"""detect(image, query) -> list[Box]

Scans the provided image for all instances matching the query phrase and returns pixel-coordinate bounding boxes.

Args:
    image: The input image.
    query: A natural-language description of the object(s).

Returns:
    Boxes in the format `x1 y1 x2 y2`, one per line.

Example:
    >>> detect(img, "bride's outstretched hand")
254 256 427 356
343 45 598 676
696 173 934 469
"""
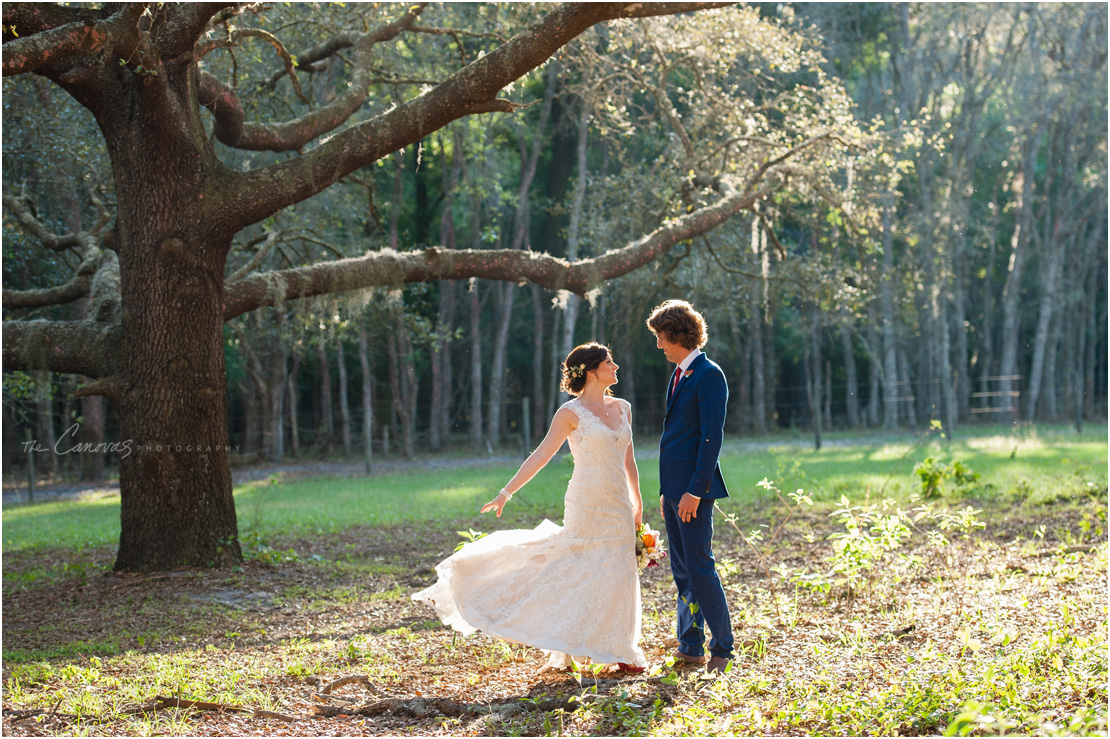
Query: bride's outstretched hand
481 492 507 518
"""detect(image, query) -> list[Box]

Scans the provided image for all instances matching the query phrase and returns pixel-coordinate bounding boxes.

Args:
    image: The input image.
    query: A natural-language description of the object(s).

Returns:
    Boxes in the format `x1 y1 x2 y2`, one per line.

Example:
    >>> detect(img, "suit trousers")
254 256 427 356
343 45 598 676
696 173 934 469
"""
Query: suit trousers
661 496 734 659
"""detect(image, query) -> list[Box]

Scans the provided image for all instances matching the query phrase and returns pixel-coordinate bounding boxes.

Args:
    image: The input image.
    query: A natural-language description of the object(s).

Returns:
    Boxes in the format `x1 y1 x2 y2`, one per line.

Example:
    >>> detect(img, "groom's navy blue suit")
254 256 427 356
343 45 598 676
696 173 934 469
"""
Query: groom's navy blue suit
659 352 734 660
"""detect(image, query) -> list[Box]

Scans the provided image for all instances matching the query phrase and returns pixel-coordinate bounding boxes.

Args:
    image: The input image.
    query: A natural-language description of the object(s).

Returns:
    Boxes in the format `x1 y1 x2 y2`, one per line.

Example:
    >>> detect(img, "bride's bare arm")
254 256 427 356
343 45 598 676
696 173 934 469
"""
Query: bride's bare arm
481 406 578 517
623 400 643 526
625 440 643 527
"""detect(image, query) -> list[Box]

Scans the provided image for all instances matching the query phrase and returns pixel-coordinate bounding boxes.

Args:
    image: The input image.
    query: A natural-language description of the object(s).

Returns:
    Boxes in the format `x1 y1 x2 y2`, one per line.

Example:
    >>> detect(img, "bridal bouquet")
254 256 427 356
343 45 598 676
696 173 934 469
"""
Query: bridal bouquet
635 523 667 570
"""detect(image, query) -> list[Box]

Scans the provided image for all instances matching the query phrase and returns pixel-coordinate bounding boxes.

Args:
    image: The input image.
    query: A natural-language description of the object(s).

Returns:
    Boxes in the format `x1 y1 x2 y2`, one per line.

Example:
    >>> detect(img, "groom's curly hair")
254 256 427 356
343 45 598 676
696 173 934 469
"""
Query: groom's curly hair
560 343 613 397
646 300 708 350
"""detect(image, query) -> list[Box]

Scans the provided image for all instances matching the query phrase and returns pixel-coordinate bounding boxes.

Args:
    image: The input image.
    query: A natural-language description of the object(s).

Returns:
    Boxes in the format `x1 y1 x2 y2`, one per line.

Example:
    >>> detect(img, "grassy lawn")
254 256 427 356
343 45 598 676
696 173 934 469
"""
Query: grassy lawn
1 424 1106 736
4 424 1106 551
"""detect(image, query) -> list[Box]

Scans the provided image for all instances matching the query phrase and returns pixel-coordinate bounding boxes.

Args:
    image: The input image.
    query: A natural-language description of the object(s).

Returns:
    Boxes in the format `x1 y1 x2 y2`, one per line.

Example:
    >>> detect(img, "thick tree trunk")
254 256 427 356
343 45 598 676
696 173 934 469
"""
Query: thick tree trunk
357 322 374 474
114 212 240 570
337 339 352 457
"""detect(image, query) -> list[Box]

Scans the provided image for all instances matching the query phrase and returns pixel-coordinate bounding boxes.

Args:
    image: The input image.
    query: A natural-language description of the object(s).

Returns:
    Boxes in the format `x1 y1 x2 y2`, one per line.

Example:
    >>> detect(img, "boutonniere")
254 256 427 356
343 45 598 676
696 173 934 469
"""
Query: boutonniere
683 369 693 379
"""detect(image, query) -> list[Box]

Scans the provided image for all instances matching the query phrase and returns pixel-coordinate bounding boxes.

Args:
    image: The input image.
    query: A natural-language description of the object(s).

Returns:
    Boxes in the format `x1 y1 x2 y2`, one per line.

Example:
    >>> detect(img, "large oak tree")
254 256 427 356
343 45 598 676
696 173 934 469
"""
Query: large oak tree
2 2 855 570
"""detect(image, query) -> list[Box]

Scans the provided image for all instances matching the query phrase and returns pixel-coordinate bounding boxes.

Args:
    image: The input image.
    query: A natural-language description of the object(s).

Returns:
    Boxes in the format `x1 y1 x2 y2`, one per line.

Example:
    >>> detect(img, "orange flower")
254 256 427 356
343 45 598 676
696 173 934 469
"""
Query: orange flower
642 533 656 548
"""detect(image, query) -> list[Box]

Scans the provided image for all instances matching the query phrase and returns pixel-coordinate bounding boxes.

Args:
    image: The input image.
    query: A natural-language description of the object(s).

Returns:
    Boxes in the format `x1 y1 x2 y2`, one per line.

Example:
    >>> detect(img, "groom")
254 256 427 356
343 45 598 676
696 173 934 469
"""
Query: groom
647 299 734 675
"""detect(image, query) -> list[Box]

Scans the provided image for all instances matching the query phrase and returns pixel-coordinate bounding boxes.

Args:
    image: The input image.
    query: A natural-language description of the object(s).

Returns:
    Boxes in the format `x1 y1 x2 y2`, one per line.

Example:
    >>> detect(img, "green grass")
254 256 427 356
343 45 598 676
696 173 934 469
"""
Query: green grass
2 424 1105 553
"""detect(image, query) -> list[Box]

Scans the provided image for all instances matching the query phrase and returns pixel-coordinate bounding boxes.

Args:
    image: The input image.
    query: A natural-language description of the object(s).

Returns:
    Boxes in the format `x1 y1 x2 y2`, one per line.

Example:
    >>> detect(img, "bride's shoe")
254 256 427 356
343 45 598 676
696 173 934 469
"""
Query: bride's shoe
613 662 646 674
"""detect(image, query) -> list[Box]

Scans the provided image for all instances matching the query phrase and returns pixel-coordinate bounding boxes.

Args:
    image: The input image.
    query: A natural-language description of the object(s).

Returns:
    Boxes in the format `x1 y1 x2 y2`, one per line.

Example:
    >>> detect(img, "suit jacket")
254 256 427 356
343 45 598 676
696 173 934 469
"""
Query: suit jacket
658 353 730 500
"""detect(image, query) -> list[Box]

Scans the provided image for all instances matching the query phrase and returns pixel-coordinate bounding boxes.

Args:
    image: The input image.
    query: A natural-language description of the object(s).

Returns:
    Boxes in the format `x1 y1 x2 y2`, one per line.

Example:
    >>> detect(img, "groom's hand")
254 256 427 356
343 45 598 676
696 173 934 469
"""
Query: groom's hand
677 493 699 523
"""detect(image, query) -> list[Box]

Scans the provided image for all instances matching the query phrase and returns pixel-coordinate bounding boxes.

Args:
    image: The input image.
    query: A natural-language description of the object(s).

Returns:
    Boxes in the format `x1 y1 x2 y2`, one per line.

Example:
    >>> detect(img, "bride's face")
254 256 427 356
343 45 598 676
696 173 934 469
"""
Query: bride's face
590 356 619 387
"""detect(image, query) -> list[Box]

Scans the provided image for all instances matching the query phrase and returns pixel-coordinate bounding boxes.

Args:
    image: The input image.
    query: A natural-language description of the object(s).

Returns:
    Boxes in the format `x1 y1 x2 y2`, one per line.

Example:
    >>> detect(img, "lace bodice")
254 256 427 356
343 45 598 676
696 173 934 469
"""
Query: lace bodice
562 397 634 529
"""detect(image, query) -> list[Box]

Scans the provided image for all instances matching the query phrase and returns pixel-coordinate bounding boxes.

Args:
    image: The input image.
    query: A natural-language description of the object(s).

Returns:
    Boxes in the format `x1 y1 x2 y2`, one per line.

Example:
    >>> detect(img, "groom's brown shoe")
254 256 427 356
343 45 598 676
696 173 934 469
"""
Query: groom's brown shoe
673 650 707 666
705 656 731 675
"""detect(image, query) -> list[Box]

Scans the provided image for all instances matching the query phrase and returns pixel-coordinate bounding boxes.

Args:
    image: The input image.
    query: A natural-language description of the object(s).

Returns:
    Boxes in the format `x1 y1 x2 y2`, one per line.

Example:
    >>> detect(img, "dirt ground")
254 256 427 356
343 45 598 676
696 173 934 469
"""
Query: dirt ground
2 489 1106 736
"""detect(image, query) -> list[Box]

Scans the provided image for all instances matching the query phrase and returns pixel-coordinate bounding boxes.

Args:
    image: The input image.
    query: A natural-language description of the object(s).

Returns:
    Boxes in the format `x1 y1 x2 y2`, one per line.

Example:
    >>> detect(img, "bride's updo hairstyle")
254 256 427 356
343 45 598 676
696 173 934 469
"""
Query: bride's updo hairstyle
561 342 612 397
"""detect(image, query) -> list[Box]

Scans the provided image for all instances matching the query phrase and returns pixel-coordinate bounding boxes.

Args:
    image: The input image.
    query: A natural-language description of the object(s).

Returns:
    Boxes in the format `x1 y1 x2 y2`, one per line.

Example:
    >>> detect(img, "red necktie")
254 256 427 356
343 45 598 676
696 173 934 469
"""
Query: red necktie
670 367 682 399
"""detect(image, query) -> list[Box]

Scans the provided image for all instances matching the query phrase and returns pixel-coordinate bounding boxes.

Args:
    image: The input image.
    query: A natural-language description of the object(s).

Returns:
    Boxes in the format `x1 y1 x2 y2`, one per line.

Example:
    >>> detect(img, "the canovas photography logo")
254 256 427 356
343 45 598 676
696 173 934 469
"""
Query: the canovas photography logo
20 423 240 460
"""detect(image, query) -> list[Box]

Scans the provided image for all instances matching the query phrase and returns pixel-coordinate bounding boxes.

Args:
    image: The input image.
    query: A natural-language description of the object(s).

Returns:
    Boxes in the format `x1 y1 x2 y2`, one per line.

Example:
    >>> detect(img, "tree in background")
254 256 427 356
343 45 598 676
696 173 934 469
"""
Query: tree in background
2 3 861 570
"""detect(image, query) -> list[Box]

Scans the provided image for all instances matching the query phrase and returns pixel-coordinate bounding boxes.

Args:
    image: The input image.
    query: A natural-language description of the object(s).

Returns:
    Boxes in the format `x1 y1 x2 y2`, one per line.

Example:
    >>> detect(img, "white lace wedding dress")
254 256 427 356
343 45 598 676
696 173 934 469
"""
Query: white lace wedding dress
412 397 646 669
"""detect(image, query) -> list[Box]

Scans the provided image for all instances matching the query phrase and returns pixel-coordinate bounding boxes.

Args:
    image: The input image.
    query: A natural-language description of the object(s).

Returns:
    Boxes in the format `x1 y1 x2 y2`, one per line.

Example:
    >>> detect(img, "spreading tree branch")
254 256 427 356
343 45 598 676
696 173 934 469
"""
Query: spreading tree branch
3 277 92 309
3 193 92 251
222 171 774 320
198 3 426 152
224 2 737 230
2 320 122 376
197 27 308 104
1 5 140 77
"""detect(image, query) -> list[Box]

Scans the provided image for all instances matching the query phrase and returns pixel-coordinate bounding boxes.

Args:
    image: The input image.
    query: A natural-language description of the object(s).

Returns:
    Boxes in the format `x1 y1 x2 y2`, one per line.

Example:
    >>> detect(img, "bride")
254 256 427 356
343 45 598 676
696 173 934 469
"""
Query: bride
412 342 647 672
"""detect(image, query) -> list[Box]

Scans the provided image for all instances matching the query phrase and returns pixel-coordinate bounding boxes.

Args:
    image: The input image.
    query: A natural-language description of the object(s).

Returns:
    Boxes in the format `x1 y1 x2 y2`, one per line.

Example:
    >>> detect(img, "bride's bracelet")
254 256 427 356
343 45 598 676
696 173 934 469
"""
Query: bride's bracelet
497 488 512 500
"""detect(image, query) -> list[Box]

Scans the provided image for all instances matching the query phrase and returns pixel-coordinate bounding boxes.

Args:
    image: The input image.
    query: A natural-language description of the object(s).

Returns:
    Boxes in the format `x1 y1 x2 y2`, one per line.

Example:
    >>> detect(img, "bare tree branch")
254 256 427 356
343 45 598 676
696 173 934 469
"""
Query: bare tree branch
198 27 308 104
226 229 280 283
410 25 508 43
2 193 93 251
3 276 92 309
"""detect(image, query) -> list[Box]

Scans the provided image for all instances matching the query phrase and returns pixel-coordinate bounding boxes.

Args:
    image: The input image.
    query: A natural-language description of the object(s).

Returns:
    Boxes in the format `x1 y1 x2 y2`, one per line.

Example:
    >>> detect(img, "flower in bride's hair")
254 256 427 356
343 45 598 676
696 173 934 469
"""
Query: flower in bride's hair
568 363 586 378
